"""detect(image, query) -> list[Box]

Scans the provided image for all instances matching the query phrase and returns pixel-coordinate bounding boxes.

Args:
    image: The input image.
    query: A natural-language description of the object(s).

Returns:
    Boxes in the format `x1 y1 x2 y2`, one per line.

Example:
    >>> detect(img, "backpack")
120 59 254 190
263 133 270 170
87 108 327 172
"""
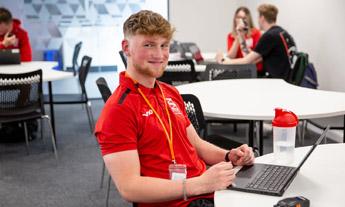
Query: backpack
300 62 318 89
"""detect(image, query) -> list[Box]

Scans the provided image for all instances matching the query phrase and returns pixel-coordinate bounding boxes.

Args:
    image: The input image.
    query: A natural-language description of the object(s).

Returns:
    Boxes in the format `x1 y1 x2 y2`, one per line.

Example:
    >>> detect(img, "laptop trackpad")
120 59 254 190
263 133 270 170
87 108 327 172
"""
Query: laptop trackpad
228 164 266 188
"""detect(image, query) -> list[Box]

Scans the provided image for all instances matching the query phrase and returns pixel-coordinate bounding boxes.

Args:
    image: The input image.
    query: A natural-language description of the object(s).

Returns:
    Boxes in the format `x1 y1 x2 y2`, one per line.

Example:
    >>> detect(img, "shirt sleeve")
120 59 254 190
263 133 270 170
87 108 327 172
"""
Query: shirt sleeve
18 30 32 62
95 101 139 156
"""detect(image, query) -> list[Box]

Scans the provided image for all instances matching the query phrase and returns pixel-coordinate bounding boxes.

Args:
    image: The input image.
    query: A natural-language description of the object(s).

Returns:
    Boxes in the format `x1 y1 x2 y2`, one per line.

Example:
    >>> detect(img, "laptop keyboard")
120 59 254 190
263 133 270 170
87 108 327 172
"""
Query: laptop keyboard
245 165 295 191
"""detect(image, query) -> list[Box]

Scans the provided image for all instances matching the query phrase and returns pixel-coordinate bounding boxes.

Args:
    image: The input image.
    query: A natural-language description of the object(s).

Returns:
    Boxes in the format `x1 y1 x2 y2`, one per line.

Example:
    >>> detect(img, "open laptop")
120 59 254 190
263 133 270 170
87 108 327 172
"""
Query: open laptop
227 125 330 196
188 44 217 65
0 49 21 65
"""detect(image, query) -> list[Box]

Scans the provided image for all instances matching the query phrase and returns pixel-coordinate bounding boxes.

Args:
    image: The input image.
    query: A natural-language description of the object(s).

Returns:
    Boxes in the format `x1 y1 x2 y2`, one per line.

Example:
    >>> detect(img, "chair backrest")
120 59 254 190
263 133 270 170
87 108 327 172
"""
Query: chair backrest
119 50 127 69
204 63 257 81
181 94 207 139
96 77 112 103
78 56 92 95
72 42 82 76
0 69 43 116
158 59 197 86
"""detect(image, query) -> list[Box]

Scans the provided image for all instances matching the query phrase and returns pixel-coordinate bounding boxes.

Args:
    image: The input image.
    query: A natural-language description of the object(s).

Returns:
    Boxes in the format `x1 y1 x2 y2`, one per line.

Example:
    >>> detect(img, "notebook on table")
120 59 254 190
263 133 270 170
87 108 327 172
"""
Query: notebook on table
0 49 21 65
227 125 330 196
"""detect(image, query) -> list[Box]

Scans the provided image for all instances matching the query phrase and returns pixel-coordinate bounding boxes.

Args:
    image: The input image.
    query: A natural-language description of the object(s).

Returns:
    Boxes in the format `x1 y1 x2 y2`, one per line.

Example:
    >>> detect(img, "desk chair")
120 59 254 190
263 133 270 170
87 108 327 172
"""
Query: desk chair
119 50 127 69
181 94 245 150
72 42 83 76
158 59 198 86
44 56 95 134
96 77 137 207
0 70 58 161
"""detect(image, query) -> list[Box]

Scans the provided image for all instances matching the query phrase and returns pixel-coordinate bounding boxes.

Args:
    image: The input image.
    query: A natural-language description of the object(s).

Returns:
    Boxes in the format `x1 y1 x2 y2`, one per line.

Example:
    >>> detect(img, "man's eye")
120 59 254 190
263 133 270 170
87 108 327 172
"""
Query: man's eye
144 44 152 47
162 44 169 48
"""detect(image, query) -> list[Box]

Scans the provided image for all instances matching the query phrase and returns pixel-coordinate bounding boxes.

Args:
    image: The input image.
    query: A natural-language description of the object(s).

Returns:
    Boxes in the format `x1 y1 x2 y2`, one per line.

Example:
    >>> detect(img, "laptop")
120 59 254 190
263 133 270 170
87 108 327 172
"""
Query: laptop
0 49 21 65
188 44 217 65
227 125 330 196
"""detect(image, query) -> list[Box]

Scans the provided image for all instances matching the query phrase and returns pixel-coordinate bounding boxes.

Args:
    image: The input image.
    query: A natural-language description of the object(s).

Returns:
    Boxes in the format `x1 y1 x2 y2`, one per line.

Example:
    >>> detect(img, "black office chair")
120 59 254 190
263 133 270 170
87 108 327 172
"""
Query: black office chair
0 70 58 161
72 42 82 76
44 56 95 134
158 59 198 86
119 50 127 69
181 94 245 150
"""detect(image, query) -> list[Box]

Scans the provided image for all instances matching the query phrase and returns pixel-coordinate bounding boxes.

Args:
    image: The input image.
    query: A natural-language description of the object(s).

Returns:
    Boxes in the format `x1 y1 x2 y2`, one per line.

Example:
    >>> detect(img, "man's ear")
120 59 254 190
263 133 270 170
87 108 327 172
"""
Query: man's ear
122 39 131 57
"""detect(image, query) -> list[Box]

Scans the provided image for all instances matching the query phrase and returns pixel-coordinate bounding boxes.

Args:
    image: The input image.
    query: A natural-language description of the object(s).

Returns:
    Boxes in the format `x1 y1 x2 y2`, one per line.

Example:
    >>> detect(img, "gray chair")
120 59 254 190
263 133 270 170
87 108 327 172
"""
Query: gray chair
72 42 82 76
119 50 127 69
158 59 198 86
44 56 95 133
203 63 257 144
0 69 58 161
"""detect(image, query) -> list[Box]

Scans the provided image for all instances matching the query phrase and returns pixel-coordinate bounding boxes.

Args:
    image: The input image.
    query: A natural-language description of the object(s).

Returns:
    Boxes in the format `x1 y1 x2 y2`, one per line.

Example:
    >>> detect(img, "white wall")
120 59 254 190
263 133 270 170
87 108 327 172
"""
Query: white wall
170 0 345 92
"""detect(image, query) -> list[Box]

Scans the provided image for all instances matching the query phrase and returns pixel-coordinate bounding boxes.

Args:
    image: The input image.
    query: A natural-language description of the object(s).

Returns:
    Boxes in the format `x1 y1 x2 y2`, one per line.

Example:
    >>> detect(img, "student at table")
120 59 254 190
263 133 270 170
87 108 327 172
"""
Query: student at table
94 10 255 207
0 7 32 61
227 6 263 76
216 4 297 81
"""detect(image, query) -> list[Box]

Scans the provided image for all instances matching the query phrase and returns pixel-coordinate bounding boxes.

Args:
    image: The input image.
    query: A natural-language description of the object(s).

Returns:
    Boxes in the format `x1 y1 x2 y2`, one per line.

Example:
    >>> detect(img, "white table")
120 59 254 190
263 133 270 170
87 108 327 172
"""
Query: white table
176 79 345 153
0 61 74 136
215 143 345 207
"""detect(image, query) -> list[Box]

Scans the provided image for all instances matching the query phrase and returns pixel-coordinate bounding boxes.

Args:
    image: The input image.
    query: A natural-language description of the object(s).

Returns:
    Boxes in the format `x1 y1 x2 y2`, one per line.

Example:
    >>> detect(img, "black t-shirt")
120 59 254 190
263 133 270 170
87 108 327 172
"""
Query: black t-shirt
254 26 296 81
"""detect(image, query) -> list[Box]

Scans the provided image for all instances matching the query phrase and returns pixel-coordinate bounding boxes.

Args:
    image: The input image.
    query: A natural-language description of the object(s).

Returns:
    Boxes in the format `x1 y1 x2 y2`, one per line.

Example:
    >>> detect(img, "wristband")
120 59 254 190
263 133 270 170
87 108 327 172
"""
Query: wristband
221 58 225 63
225 151 230 162
183 179 188 201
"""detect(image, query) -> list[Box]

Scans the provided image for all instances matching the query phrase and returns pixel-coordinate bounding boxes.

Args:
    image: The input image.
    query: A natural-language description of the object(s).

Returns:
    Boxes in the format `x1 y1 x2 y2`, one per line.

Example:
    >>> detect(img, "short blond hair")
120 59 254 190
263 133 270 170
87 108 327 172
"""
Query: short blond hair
257 4 278 24
123 10 175 40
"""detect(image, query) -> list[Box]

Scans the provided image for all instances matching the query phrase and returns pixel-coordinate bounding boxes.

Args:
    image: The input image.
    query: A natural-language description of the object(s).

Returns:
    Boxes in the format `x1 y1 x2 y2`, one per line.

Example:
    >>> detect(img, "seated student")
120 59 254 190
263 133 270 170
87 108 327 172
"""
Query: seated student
227 6 263 75
216 4 297 81
0 7 32 61
95 10 255 207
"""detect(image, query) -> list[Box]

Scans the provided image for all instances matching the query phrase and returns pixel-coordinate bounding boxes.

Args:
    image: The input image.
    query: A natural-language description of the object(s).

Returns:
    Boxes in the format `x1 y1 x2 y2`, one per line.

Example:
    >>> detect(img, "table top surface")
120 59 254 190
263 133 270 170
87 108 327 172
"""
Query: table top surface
0 61 73 82
215 143 345 207
176 78 345 120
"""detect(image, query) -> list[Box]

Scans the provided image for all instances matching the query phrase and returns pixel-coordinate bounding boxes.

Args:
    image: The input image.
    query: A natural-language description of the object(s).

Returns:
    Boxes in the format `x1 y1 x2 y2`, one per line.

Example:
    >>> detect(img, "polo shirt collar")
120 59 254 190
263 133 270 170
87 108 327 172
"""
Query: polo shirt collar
119 71 159 95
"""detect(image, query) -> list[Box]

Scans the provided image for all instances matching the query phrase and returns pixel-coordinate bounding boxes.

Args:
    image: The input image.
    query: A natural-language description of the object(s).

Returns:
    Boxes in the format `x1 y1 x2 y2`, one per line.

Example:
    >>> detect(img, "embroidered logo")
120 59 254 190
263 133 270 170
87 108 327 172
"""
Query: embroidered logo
142 109 153 117
166 98 182 114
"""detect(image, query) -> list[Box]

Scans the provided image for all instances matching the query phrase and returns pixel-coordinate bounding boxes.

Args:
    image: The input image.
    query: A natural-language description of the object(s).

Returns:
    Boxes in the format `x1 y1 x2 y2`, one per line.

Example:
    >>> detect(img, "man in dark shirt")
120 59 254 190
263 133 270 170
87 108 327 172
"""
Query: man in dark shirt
216 4 297 81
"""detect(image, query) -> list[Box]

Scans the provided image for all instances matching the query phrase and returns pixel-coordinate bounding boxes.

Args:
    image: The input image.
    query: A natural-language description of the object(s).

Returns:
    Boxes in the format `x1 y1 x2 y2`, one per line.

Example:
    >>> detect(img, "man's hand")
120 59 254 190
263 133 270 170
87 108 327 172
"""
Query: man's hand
2 31 16 47
215 49 225 64
199 161 235 192
229 144 255 166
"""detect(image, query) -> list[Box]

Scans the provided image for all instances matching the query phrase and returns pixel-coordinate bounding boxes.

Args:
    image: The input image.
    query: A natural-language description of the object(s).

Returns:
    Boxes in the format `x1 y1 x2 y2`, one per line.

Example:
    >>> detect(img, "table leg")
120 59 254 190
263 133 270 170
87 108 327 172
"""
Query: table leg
48 81 56 140
259 121 263 155
343 115 345 143
249 121 254 148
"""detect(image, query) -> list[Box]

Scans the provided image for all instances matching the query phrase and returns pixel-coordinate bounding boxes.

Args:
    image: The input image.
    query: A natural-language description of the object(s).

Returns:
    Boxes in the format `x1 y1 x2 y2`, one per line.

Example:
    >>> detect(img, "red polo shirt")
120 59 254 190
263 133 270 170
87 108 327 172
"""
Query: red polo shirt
95 71 213 207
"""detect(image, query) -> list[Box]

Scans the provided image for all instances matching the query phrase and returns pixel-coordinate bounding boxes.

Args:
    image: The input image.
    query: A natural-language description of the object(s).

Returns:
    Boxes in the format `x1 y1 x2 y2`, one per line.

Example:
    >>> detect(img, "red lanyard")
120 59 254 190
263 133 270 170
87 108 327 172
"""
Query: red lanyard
125 73 176 164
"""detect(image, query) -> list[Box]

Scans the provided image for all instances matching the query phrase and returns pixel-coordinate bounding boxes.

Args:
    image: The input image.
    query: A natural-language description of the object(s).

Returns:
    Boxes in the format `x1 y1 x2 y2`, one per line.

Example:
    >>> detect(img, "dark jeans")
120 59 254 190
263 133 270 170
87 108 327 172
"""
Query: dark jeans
187 198 214 207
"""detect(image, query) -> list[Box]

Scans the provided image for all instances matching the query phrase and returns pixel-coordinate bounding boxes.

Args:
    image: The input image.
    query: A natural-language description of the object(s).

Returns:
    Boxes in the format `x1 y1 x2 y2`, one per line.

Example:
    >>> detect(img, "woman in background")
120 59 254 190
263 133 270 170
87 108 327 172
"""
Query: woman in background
227 7 263 74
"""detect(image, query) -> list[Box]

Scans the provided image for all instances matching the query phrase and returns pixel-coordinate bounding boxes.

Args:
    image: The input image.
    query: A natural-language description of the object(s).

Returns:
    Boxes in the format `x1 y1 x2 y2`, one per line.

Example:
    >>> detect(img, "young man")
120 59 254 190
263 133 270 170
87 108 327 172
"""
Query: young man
95 10 255 207
216 4 297 81
0 7 32 61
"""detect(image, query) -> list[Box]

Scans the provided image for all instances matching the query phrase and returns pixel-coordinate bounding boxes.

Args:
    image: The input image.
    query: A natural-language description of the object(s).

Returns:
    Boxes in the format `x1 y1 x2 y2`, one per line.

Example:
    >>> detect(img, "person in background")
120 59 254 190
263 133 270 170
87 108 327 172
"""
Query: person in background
216 4 297 81
95 10 255 207
227 6 263 76
0 7 32 61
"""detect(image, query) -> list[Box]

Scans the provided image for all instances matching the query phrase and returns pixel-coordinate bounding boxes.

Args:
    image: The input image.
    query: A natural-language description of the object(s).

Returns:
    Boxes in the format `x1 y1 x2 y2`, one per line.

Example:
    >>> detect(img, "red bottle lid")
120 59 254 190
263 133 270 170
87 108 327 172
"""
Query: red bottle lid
272 108 299 127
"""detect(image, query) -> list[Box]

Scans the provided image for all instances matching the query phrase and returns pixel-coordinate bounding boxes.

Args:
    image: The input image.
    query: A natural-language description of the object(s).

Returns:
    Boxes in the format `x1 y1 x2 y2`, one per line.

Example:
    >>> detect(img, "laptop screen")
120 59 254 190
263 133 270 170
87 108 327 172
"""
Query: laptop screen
0 49 21 65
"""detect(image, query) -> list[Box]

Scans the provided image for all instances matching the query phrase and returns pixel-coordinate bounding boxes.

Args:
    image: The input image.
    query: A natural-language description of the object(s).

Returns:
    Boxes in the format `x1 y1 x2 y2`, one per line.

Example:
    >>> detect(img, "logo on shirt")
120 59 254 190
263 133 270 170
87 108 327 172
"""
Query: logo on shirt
166 98 182 115
142 110 153 117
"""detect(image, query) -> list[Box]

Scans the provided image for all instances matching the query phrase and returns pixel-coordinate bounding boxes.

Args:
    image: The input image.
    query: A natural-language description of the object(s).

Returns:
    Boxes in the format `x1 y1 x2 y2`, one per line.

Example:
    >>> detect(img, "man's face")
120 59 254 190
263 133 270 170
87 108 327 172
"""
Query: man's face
124 34 170 78
0 22 11 36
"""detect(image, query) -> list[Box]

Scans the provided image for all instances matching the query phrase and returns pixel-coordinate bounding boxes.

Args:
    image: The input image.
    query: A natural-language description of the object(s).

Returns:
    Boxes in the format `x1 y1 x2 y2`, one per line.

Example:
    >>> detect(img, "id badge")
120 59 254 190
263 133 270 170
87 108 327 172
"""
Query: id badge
169 164 187 180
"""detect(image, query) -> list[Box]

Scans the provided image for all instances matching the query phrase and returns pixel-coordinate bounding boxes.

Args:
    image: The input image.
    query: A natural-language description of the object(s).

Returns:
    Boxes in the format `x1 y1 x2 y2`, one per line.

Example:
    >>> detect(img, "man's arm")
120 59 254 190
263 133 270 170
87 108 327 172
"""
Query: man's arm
186 125 255 166
104 148 235 203
216 50 262 65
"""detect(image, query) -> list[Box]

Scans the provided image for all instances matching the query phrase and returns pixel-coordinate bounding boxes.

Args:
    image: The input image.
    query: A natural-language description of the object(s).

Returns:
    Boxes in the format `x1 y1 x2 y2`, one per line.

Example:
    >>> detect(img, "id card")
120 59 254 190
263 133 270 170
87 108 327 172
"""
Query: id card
169 164 187 180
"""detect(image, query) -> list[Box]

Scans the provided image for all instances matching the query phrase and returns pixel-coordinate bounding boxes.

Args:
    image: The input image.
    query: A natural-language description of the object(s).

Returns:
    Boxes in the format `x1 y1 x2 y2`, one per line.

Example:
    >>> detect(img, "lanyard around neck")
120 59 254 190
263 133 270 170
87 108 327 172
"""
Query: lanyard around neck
125 73 176 164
